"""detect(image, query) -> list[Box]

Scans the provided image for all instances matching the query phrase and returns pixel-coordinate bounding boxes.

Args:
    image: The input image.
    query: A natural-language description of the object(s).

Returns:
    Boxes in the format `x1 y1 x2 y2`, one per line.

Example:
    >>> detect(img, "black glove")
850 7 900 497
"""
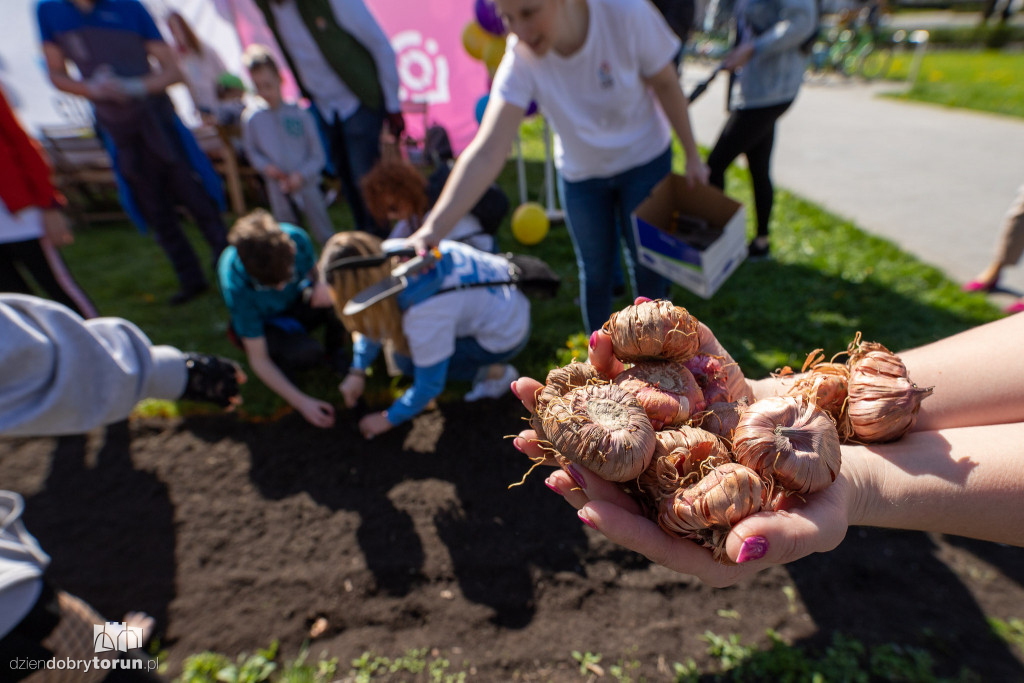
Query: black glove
181 353 241 407
386 111 406 139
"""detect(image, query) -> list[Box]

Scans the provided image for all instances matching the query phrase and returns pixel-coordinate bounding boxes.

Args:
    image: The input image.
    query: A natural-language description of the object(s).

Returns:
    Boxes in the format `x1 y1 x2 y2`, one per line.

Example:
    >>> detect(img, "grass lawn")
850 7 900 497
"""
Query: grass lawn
54 118 1003 421
885 49 1024 119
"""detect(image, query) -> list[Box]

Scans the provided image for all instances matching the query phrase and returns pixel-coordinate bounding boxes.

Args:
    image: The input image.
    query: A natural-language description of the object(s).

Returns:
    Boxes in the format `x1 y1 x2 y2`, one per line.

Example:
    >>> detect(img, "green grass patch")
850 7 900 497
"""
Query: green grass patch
884 49 1024 118
54 121 1002 422
174 629 985 682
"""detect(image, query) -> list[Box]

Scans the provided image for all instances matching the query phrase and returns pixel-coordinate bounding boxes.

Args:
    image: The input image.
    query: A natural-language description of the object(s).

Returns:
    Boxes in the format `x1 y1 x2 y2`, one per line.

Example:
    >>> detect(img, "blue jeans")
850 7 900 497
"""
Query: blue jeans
330 105 385 232
558 147 672 332
392 329 530 383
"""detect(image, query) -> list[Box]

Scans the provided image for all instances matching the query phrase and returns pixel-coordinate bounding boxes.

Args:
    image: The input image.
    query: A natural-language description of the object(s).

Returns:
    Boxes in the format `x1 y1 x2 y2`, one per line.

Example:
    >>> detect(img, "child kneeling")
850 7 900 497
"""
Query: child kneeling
320 232 529 438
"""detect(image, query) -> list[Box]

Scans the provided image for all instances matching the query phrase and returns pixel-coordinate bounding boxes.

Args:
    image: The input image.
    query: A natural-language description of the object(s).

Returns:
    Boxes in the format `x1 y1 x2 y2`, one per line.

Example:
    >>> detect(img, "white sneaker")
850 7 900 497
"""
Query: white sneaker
465 365 518 402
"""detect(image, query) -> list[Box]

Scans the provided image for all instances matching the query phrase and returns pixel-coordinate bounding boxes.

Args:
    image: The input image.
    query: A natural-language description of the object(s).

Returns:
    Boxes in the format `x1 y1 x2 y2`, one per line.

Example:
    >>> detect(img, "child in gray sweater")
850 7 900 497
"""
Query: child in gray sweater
241 45 335 245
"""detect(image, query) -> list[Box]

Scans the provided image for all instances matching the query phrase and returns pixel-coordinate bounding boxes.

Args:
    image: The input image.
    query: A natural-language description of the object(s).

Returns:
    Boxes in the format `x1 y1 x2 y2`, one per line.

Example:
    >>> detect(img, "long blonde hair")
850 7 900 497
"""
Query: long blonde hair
319 232 409 356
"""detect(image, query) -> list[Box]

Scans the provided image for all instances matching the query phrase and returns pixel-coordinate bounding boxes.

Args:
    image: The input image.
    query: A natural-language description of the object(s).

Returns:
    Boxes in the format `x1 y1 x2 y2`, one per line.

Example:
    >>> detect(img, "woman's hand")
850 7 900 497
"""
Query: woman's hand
512 373 856 585
589 297 753 401
408 220 443 256
359 411 394 439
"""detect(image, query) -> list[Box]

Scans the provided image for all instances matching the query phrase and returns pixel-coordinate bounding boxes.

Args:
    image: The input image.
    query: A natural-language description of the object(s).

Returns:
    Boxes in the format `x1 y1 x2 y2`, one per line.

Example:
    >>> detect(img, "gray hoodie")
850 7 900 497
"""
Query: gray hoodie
0 294 187 437
730 0 816 109
0 491 50 639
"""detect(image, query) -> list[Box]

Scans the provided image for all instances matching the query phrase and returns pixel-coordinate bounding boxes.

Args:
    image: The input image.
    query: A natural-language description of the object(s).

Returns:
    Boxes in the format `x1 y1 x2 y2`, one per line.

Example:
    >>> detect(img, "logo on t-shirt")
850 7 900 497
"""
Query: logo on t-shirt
598 61 614 89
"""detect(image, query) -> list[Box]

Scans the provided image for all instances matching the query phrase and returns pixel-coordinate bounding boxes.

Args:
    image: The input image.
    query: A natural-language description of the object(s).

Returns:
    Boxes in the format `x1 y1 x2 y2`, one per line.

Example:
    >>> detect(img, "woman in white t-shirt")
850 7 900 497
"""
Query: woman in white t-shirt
319 231 530 439
411 0 708 332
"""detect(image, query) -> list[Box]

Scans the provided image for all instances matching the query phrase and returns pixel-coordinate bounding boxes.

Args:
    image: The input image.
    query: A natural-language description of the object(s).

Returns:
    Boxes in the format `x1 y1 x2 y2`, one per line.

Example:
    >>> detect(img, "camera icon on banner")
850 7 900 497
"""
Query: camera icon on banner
93 622 145 653
392 30 450 105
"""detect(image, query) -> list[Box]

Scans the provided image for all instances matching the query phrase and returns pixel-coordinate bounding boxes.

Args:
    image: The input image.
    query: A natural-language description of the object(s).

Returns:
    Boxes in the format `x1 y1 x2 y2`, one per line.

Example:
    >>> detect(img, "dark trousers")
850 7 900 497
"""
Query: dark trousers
232 296 346 374
707 101 793 238
327 106 385 234
0 238 97 318
107 99 228 290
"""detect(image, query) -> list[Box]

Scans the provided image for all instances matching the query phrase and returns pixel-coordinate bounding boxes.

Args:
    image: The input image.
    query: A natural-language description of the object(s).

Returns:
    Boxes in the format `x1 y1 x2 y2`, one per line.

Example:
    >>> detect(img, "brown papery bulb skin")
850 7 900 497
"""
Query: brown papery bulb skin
540 383 656 482
614 361 706 430
658 462 767 538
784 363 852 441
732 396 842 495
847 350 934 442
602 299 701 363
536 361 605 415
696 400 748 440
638 426 731 506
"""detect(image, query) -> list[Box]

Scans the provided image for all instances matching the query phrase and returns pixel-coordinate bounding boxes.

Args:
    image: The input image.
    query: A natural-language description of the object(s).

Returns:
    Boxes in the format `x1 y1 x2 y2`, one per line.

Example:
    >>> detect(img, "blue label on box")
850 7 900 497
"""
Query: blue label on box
635 218 702 267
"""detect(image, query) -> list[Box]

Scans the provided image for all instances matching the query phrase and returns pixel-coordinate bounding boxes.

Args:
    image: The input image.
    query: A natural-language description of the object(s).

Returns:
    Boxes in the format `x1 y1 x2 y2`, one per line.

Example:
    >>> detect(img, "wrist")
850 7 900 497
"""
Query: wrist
348 367 367 378
837 443 877 529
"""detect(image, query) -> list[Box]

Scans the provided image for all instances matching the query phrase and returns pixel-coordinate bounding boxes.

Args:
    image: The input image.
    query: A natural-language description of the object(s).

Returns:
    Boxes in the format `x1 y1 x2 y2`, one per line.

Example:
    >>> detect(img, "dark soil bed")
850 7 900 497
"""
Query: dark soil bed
2 396 1023 681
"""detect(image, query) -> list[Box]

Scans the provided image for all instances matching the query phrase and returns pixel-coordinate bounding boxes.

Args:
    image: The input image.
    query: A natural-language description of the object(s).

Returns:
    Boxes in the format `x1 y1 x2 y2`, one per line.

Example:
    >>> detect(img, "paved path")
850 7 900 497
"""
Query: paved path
682 61 1024 305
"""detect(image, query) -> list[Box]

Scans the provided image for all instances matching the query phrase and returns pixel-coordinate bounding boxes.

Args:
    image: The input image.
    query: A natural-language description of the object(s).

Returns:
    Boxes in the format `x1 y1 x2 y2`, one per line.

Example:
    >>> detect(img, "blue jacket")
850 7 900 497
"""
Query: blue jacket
730 0 816 109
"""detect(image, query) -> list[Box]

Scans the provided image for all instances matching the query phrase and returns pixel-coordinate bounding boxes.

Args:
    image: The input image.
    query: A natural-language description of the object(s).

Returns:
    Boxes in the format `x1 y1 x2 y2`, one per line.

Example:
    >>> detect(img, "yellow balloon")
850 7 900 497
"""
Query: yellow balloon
462 21 487 61
511 202 549 246
482 35 506 73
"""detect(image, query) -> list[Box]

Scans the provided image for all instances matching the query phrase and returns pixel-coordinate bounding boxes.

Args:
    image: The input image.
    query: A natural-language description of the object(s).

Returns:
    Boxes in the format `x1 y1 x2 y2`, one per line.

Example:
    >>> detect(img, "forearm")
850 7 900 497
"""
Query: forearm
650 66 700 161
425 138 510 239
846 422 1024 546
901 315 1024 432
248 353 311 409
386 360 446 424
47 70 93 99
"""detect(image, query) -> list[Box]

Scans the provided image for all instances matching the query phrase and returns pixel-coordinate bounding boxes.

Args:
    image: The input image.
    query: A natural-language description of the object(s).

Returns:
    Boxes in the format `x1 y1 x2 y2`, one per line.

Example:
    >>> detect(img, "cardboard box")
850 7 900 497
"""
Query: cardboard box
631 174 747 299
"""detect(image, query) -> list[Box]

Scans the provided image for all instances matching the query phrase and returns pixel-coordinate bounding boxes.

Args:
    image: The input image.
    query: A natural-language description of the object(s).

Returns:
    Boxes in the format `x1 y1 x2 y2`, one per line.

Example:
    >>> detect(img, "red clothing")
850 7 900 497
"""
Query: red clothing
0 88 63 214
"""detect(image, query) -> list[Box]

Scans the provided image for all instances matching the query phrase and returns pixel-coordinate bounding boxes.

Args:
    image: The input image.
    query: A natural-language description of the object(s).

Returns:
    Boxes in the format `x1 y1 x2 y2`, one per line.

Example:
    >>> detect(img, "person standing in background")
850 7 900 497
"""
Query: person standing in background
651 0 697 70
36 0 229 306
410 0 709 334
253 0 405 235
241 45 336 246
706 0 816 261
962 182 1024 315
0 84 97 318
166 11 231 126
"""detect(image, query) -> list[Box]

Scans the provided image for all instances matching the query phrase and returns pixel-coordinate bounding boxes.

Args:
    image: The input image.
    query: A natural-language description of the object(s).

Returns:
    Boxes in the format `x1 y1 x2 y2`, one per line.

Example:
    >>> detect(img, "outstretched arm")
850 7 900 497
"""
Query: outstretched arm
512 313 1024 586
409 98 524 251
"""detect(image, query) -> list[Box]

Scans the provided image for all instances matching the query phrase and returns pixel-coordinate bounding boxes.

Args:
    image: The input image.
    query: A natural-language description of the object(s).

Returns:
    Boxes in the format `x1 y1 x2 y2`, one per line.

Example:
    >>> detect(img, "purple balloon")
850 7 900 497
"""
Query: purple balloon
475 0 505 36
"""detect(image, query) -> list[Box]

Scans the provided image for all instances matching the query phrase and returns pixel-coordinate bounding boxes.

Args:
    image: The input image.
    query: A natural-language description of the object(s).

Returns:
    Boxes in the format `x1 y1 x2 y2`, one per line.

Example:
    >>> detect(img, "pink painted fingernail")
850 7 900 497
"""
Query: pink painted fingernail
510 381 520 400
736 536 768 563
512 437 524 453
589 331 598 349
634 296 652 305
544 477 562 495
566 464 586 490
578 509 597 529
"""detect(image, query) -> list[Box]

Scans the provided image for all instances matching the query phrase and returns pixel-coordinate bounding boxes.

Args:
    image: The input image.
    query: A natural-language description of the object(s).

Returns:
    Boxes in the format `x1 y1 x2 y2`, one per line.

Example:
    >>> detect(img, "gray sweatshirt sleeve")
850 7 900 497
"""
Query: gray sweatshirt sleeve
0 294 187 437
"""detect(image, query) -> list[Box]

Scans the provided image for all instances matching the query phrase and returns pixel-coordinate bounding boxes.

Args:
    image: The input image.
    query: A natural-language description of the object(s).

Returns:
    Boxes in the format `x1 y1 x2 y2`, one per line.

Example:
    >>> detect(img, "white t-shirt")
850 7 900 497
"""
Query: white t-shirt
493 0 680 182
400 241 531 368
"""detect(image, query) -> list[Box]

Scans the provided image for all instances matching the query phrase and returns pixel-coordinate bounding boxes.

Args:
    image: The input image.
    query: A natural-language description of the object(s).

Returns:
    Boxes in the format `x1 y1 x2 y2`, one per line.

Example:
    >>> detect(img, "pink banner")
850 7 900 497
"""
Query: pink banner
224 0 490 155
367 0 491 155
